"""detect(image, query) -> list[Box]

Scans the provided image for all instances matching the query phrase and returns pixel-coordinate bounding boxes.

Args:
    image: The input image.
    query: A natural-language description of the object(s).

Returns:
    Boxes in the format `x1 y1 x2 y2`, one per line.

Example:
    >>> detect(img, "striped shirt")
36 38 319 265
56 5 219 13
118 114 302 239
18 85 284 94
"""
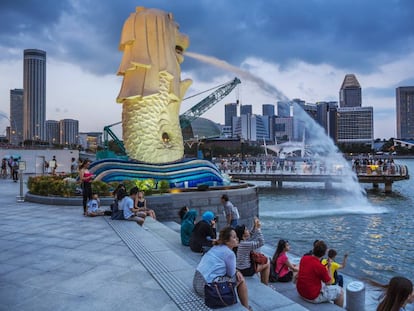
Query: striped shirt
236 228 265 270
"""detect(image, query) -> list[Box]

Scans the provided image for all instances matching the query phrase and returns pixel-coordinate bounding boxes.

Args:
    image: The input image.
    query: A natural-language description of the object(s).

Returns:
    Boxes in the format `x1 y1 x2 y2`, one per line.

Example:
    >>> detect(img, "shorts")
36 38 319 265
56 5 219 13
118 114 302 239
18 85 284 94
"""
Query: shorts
278 270 293 282
239 263 256 277
305 283 342 304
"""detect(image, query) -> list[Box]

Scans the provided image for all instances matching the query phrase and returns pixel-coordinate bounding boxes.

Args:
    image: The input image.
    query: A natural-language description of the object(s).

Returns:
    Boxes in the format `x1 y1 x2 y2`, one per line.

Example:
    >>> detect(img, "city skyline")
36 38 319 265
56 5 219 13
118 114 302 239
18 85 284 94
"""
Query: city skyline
1 0 414 139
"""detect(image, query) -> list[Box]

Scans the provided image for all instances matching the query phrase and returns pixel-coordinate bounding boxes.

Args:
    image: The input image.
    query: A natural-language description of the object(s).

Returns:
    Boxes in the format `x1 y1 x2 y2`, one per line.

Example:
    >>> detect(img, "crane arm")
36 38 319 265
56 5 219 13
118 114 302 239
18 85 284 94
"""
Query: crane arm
180 77 240 129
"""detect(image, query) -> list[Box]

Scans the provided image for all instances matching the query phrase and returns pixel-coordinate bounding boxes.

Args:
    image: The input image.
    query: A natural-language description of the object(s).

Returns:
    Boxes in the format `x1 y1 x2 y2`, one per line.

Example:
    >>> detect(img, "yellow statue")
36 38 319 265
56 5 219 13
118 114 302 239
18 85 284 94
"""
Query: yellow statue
116 7 192 163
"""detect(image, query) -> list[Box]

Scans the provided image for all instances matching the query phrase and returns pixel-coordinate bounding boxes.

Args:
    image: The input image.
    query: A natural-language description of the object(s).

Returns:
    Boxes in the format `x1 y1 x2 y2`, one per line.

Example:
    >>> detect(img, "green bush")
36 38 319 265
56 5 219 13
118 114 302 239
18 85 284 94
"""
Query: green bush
27 176 171 197
158 180 170 193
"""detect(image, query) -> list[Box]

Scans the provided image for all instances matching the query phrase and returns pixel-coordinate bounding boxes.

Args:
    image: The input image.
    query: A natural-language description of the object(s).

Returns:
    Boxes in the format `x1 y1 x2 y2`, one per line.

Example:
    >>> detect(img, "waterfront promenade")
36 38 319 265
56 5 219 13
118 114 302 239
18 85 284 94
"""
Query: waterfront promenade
227 163 409 192
1 176 412 311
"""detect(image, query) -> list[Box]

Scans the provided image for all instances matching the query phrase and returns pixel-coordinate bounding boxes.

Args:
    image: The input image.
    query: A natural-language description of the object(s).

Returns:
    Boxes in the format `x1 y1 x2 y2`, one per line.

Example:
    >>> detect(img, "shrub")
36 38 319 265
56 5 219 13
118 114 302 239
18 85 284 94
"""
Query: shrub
158 180 170 193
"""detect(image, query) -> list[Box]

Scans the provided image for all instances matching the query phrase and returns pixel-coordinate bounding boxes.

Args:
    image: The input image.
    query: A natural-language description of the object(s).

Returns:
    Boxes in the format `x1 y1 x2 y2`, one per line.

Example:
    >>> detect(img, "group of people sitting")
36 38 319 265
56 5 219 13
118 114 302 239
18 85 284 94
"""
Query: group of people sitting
179 208 413 310
85 184 156 225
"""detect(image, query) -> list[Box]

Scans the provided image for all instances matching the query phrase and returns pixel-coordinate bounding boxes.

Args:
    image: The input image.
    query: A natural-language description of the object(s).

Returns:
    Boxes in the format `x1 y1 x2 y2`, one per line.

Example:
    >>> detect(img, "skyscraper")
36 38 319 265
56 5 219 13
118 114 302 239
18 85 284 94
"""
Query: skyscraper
262 104 275 116
337 107 373 144
45 120 60 145
240 104 252 116
59 119 79 146
262 104 275 142
10 88 24 145
339 74 361 108
23 49 46 142
224 103 238 127
396 86 414 139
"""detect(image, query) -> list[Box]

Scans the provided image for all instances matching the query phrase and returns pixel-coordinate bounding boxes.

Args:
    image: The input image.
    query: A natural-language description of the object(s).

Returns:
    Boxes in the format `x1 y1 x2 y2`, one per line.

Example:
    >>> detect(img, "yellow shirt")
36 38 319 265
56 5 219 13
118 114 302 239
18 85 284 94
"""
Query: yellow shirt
321 259 341 284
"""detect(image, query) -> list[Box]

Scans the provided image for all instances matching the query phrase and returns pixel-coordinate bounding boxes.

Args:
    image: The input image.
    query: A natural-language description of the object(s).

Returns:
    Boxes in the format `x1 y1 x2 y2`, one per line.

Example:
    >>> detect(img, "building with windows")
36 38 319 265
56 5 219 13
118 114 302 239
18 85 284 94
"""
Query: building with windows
59 119 79 146
224 103 238 128
262 104 275 142
79 132 103 152
9 88 24 145
23 49 46 142
262 104 275 116
232 114 268 142
240 104 252 116
316 101 338 142
45 120 60 145
274 117 294 141
339 74 361 108
396 86 414 139
337 107 373 144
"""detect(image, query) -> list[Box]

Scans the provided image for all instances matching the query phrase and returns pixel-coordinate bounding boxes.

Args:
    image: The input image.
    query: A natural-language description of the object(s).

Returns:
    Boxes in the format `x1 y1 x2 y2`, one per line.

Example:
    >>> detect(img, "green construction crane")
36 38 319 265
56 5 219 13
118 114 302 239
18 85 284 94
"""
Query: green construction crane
179 77 241 129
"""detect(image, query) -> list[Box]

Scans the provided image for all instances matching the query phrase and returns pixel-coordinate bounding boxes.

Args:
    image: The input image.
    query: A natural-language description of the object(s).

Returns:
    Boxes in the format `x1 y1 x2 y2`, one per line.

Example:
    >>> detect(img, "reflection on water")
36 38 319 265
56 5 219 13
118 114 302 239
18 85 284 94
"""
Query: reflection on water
259 159 414 283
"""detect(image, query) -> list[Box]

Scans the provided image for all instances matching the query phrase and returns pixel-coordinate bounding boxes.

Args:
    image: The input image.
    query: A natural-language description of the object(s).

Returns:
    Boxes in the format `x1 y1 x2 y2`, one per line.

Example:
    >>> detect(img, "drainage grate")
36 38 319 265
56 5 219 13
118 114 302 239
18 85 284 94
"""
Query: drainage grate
106 218 210 310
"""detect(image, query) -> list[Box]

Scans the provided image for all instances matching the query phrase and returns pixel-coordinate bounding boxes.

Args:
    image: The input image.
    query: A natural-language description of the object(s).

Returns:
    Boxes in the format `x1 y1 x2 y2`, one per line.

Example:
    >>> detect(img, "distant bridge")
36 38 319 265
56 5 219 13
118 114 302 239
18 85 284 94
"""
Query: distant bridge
228 164 409 193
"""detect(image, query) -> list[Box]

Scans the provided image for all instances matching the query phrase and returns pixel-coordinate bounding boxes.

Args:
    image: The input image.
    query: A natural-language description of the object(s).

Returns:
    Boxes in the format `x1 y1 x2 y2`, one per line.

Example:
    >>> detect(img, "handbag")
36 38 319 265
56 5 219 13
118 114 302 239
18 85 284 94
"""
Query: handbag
204 278 237 309
269 258 284 282
250 251 268 265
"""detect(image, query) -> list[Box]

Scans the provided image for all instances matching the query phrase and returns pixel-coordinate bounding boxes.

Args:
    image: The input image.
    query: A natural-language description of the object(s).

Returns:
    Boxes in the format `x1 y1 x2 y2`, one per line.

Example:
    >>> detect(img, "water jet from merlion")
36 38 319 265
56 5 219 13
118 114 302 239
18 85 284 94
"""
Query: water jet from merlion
186 51 372 209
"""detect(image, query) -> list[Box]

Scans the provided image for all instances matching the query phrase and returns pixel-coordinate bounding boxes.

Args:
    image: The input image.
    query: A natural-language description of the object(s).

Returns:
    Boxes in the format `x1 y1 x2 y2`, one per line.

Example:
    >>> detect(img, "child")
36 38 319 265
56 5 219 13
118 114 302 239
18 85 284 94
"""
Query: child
135 191 156 219
321 249 348 287
87 193 106 217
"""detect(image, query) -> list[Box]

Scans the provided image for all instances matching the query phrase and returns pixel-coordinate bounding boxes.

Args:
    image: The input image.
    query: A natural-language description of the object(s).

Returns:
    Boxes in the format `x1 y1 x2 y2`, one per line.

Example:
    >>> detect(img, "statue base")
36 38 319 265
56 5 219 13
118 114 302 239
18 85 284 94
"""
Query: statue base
89 158 230 188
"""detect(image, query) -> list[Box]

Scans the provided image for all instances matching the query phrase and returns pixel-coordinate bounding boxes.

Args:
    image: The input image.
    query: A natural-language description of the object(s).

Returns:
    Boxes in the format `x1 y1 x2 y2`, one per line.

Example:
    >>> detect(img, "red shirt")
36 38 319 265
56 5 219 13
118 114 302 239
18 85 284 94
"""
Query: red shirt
296 255 331 300
276 252 290 278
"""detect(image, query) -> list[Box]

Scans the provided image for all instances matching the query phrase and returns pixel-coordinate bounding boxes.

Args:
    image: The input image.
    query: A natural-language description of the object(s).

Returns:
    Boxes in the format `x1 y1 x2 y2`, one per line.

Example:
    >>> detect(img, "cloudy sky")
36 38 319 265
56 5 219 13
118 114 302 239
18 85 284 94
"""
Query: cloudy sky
1 0 414 139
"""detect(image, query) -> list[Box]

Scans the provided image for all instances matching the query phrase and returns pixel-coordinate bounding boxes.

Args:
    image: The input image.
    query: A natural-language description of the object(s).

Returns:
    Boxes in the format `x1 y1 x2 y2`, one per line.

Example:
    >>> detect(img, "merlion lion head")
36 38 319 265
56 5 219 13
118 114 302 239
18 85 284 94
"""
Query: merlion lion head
116 7 192 164
116 6 191 101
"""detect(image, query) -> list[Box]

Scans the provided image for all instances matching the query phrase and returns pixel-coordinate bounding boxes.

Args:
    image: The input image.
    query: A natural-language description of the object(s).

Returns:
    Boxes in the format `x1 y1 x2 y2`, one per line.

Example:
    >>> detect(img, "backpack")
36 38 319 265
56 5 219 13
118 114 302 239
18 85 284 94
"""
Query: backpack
111 200 124 220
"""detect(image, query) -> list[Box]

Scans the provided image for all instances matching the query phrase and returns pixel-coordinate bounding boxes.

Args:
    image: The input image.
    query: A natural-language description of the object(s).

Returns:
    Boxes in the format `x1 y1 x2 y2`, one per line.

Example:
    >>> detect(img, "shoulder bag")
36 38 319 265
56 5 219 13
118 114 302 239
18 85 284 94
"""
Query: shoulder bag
204 277 237 309
269 258 285 282
250 251 268 266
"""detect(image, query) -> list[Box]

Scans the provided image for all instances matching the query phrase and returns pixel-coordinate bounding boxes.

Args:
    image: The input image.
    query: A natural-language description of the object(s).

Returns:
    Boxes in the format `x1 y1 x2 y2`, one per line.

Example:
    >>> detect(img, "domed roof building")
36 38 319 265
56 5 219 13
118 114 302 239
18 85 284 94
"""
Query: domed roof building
182 117 221 140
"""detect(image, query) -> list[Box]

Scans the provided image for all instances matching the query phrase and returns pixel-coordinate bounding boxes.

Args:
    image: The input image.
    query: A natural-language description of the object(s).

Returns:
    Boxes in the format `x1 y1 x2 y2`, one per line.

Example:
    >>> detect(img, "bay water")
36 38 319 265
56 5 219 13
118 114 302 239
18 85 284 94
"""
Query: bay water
258 158 414 284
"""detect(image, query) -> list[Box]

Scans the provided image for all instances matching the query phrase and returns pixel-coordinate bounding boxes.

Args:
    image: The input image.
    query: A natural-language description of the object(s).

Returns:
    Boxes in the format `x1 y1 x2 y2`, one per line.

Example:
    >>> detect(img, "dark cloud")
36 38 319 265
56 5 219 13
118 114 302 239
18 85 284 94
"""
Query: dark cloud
1 0 414 78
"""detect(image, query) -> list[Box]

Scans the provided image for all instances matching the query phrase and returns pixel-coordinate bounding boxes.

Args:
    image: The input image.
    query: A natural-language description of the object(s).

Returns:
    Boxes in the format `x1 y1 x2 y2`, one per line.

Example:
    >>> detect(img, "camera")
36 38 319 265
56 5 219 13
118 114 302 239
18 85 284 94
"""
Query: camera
214 216 219 222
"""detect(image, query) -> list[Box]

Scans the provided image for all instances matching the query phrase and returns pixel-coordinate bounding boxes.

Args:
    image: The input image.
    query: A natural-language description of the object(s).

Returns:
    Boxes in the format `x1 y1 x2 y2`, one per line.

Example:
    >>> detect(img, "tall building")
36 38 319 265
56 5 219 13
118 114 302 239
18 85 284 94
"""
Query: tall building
277 101 292 117
262 104 275 142
274 117 294 141
224 103 238 127
316 101 338 142
240 104 252 116
396 86 414 139
23 49 46 142
232 114 267 142
337 107 373 144
9 88 24 145
59 119 79 146
45 120 60 145
262 104 275 116
339 74 361 108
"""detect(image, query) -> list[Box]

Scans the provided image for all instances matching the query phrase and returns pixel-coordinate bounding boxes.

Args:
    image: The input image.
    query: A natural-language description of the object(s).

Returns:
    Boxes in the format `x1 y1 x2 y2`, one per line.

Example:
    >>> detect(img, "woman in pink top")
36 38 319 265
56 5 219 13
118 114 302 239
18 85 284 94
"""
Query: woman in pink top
271 239 299 282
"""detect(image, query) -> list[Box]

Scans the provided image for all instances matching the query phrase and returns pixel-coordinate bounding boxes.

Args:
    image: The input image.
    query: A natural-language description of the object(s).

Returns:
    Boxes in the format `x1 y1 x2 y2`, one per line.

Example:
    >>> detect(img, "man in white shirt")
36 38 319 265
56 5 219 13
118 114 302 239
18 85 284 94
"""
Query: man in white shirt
221 194 240 228
122 187 146 225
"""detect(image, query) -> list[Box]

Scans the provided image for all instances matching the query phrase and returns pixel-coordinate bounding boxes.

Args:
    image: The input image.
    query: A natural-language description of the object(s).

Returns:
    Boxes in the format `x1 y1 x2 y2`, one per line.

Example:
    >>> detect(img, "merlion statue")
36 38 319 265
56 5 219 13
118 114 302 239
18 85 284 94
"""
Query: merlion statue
116 7 192 163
